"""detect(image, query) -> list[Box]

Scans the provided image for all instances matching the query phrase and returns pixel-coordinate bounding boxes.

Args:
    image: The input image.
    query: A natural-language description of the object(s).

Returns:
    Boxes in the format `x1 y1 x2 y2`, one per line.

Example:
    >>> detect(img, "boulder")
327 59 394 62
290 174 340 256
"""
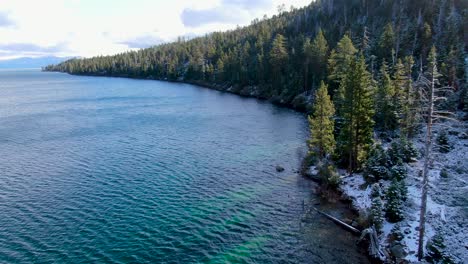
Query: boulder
390 244 407 259
275 165 285 172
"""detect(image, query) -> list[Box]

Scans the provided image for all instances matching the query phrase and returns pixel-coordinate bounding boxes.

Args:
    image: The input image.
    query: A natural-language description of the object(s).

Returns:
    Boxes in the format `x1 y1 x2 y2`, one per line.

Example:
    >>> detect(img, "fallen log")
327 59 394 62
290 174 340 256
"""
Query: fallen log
312 207 361 235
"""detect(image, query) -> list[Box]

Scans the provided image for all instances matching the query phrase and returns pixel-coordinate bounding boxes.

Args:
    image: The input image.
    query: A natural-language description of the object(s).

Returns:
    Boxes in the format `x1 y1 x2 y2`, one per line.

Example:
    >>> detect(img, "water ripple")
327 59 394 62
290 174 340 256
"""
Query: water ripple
0 70 369 263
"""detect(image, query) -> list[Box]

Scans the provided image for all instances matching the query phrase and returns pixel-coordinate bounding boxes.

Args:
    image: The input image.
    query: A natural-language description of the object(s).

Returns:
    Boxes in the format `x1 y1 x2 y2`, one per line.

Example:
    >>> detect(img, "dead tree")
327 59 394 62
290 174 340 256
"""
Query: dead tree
416 46 455 260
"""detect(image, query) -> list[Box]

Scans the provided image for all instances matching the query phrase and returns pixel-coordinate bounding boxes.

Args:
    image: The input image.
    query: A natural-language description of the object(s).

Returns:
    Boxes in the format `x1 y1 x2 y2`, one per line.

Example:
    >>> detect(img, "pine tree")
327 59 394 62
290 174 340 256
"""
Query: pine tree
392 59 405 113
216 57 225 81
308 81 335 160
370 195 384 232
364 144 391 182
303 38 314 92
385 179 404 222
436 130 451 153
269 34 288 90
377 23 395 63
328 35 357 99
337 55 375 172
311 29 329 85
400 56 418 138
375 60 398 132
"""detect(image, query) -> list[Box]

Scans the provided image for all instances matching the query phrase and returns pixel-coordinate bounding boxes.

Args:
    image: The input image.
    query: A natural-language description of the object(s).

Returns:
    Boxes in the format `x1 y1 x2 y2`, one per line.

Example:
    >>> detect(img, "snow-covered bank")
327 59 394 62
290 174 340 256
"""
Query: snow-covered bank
337 117 467 263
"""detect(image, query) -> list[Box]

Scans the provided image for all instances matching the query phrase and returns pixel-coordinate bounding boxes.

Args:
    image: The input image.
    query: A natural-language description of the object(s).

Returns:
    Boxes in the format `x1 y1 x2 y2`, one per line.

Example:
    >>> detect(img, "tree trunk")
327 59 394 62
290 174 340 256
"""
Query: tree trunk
417 63 435 260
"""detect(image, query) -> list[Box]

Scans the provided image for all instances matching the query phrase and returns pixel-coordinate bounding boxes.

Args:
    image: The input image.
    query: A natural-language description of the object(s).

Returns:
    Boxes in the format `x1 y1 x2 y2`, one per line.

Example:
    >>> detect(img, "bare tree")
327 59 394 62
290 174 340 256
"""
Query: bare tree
416 46 455 260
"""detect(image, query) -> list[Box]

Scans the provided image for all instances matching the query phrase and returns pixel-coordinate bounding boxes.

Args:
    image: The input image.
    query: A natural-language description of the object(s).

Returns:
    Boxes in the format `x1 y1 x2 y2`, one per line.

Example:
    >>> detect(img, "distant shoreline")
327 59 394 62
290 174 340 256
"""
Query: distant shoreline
42 70 313 114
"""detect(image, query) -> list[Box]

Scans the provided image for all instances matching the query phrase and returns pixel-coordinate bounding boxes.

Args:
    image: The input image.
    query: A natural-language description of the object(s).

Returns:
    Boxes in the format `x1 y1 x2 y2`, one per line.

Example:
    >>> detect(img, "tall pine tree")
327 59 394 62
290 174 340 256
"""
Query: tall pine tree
337 54 375 172
377 23 395 64
269 34 288 90
311 29 329 86
328 35 357 99
393 56 418 138
308 81 335 160
375 60 398 132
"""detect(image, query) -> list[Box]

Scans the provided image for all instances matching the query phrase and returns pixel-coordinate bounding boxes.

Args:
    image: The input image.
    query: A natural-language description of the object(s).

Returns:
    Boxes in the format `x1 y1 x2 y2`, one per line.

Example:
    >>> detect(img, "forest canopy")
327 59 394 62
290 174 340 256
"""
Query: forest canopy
44 0 466 112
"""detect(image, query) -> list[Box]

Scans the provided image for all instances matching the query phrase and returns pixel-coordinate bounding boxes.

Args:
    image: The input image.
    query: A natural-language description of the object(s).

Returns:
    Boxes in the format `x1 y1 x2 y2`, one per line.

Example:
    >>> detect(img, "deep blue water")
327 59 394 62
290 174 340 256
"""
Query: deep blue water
0 69 368 263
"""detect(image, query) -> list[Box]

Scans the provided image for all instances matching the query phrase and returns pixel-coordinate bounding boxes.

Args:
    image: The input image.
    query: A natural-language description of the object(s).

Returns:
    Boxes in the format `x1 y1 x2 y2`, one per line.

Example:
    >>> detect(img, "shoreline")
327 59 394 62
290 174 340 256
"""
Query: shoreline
42 70 314 113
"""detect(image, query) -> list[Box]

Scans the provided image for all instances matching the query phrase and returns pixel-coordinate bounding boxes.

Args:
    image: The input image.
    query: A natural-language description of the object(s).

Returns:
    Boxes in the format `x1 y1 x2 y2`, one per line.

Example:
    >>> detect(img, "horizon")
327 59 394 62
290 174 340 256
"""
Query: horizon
0 0 311 61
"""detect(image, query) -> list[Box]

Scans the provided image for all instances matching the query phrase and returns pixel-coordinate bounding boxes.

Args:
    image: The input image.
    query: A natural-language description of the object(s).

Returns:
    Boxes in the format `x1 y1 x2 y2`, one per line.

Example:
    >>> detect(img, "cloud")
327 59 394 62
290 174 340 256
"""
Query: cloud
117 35 166 49
0 42 69 59
181 8 242 28
0 11 15 27
223 0 271 9
181 0 272 27
0 42 66 53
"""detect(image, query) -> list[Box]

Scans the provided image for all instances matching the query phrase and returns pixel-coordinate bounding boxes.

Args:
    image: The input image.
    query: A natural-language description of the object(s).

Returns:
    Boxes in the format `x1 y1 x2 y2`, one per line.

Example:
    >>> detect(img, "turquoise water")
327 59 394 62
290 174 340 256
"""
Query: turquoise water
0 70 368 263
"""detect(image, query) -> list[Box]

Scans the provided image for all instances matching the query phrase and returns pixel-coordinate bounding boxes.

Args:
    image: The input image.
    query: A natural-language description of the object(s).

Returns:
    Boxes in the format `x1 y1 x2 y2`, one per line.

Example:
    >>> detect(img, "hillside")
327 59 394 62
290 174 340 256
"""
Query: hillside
44 0 467 112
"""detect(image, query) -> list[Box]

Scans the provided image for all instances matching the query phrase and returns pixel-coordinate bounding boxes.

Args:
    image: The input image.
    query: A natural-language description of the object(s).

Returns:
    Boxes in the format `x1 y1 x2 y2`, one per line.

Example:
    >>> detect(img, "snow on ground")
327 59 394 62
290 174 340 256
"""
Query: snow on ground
340 171 371 211
406 117 468 263
338 116 467 263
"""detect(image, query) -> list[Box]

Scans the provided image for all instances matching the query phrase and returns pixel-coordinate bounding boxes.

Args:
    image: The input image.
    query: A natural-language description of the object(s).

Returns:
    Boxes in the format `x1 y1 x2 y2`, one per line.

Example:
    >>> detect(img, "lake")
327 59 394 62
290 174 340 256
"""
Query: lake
0 69 368 263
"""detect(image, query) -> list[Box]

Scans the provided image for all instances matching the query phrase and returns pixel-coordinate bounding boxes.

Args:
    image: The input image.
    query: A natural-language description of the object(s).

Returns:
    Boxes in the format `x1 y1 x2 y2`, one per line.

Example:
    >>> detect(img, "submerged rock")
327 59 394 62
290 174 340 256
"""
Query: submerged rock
275 165 285 172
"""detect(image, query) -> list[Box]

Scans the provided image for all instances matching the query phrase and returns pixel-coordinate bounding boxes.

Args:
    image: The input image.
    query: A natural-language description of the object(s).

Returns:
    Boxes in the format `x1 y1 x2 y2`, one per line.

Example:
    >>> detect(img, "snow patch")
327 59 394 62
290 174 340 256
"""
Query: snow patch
336 117 467 263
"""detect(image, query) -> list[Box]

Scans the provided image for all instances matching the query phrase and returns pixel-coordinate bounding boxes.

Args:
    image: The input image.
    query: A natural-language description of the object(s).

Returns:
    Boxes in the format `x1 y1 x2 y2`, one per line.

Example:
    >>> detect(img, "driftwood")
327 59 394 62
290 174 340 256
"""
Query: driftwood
312 207 360 235
312 207 386 260
358 225 385 260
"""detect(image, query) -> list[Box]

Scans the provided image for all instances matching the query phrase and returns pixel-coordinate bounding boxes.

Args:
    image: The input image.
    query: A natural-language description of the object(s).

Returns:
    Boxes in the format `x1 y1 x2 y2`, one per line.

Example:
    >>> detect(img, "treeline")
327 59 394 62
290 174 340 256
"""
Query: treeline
44 0 466 111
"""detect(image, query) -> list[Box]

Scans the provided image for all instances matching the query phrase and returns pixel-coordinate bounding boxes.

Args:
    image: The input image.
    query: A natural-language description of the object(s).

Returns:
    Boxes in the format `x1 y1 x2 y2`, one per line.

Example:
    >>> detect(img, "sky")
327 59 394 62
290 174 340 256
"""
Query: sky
0 0 311 60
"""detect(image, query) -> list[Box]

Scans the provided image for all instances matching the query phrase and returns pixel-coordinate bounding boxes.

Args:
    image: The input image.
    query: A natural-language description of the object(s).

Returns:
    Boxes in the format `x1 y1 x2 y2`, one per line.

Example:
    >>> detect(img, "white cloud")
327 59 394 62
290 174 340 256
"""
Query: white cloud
0 0 311 60
0 11 15 27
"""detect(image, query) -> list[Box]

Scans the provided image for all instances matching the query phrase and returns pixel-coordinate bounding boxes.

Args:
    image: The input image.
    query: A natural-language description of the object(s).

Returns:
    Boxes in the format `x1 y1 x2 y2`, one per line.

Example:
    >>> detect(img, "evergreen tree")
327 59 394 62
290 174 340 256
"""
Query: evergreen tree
364 144 391 182
375 61 398 132
328 35 357 99
436 130 451 153
303 38 314 92
216 57 225 81
337 55 375 172
400 56 418 138
269 34 288 89
377 23 395 63
308 81 335 160
392 59 406 129
385 179 405 222
310 29 329 85
370 196 384 232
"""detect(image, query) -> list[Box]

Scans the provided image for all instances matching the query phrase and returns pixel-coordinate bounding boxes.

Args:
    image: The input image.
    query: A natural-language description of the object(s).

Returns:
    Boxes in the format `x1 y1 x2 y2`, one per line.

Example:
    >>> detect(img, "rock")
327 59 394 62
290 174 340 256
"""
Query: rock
275 165 285 172
390 244 407 259
307 166 319 177
404 228 411 235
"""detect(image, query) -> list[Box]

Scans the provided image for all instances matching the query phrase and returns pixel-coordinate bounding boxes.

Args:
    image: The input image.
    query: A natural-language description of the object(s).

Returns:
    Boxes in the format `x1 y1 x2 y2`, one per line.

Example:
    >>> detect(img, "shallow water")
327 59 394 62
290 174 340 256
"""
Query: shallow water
0 69 369 263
